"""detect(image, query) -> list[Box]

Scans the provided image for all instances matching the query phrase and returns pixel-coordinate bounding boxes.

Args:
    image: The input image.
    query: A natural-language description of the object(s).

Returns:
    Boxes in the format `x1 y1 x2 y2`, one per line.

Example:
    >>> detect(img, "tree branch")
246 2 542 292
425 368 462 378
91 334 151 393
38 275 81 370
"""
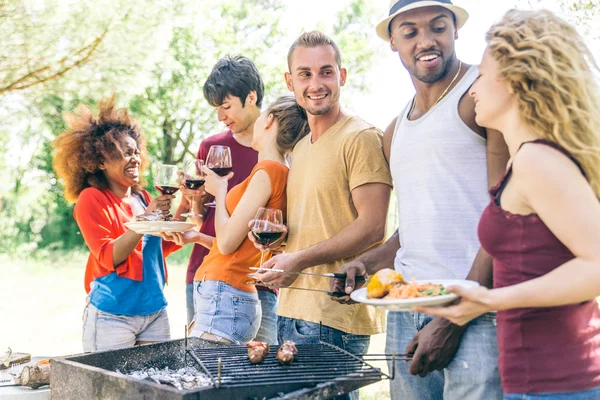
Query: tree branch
0 25 110 95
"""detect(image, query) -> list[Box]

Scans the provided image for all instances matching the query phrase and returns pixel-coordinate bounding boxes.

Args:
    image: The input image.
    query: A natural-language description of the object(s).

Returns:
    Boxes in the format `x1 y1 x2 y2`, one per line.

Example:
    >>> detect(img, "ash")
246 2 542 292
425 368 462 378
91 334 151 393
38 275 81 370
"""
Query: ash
118 366 212 390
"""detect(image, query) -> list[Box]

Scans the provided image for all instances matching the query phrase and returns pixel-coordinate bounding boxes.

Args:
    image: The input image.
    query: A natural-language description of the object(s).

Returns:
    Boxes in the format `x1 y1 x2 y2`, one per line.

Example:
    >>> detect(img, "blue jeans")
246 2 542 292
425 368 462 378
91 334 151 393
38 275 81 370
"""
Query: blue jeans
191 280 261 344
186 283 194 324
386 311 502 400
504 387 600 400
278 316 370 400
254 290 278 345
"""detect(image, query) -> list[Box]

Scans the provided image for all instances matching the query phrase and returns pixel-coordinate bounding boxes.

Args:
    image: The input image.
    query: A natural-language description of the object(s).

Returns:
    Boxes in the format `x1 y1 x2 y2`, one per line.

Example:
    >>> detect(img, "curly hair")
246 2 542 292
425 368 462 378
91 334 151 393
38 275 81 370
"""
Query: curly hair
486 9 600 196
266 95 310 154
52 95 148 203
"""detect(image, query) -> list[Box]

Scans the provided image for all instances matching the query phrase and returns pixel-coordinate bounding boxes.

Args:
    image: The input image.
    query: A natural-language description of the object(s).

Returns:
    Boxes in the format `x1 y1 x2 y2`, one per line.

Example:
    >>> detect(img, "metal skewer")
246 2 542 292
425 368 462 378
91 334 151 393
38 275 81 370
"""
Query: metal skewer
249 267 367 281
245 280 349 297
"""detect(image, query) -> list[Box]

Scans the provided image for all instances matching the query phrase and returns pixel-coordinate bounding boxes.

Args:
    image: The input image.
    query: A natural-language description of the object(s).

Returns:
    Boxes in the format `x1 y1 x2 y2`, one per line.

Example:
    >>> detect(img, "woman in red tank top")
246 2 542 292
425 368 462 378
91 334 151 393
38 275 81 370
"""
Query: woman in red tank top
416 9 600 398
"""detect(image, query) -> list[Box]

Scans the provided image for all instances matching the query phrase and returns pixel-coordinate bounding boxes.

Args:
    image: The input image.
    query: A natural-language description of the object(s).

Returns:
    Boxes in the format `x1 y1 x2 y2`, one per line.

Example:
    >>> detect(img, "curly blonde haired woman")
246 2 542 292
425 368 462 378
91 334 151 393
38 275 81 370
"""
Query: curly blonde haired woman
416 9 600 399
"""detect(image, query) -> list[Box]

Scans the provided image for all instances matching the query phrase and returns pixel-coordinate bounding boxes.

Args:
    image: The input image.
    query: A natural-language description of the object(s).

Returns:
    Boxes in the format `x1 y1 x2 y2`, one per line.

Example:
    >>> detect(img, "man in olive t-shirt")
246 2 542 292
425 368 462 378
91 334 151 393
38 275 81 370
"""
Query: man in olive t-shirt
255 32 392 399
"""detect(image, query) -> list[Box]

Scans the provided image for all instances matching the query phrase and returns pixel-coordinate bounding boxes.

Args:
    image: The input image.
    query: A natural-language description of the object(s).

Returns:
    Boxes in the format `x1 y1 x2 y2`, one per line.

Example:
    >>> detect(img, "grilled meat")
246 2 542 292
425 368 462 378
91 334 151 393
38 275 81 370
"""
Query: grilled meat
276 340 298 364
135 210 174 222
247 341 270 364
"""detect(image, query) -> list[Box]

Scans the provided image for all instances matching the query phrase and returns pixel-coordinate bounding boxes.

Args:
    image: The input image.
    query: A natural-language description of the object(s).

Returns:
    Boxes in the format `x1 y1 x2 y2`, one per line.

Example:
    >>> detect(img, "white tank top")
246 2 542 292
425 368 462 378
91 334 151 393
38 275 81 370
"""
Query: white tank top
391 65 488 280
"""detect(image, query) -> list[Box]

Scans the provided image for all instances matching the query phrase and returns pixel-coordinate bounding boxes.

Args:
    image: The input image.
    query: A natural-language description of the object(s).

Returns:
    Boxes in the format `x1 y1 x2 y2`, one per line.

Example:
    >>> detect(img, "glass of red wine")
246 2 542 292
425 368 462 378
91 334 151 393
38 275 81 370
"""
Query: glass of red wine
251 207 285 269
181 159 206 219
204 145 232 208
155 164 180 196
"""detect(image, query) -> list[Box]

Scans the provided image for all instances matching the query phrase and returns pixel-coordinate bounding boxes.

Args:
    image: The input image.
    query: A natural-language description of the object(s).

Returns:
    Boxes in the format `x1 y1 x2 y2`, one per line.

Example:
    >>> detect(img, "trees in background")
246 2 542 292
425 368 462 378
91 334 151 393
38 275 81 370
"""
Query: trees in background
0 0 380 254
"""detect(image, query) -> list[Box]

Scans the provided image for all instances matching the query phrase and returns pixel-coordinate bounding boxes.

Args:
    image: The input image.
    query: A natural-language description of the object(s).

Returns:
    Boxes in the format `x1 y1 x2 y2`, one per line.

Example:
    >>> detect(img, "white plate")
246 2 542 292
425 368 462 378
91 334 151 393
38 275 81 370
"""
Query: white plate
124 221 196 235
350 279 480 311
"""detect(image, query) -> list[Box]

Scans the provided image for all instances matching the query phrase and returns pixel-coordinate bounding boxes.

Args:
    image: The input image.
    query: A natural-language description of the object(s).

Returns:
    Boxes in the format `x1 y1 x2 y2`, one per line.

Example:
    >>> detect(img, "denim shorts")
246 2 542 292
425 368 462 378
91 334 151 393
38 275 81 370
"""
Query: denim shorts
82 303 170 353
504 387 600 400
191 280 261 344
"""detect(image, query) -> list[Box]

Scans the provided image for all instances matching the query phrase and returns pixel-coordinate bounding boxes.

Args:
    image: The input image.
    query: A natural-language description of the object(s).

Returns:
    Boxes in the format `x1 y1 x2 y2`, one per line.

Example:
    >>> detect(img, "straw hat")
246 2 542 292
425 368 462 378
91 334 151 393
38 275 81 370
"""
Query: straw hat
376 0 469 41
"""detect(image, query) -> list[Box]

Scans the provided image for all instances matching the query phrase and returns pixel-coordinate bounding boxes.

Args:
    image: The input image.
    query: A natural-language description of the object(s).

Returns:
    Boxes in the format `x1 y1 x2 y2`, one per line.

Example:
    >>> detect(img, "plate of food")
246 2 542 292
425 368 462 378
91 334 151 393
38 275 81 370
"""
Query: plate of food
350 268 479 311
124 211 195 235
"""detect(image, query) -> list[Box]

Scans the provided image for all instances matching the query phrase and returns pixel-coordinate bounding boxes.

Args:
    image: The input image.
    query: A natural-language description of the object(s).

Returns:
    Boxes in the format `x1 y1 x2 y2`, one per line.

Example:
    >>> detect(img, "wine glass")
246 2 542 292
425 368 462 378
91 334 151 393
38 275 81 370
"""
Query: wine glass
154 164 180 195
204 145 232 208
251 207 285 269
180 159 206 219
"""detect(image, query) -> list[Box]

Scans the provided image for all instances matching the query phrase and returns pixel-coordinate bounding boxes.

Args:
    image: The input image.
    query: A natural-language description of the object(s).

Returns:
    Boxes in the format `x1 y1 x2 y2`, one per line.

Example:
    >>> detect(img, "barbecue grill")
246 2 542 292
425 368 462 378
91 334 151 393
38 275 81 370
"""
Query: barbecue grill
50 335 398 399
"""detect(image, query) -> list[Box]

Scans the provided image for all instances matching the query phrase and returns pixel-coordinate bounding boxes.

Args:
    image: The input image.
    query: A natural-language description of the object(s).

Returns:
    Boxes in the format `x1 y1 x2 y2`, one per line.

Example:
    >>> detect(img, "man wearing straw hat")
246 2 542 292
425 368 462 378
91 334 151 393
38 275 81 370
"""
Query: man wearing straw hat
335 1 509 399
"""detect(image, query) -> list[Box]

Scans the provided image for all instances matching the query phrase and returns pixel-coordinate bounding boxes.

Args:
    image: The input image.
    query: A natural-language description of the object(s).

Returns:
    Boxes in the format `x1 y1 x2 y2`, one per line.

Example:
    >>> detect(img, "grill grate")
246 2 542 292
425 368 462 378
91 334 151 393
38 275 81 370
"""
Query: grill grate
187 342 386 389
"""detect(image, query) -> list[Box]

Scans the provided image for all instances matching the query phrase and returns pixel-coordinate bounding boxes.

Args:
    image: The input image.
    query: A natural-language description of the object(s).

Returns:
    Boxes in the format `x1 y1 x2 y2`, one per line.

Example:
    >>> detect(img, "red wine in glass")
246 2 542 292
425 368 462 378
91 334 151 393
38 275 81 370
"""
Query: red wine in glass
252 230 285 246
210 167 232 177
181 159 206 219
205 145 232 208
251 208 285 270
156 185 179 195
155 164 180 197
185 179 205 190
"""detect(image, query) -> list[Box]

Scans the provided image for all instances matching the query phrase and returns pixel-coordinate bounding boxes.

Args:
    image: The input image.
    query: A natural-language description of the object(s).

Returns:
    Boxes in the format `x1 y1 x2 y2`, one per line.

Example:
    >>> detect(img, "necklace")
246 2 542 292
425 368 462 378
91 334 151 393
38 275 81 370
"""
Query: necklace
408 60 462 119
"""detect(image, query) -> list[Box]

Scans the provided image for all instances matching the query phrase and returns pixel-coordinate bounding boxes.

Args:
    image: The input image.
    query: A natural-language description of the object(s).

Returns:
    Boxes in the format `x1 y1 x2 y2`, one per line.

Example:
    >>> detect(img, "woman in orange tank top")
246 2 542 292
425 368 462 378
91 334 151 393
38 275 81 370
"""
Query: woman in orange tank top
163 96 309 343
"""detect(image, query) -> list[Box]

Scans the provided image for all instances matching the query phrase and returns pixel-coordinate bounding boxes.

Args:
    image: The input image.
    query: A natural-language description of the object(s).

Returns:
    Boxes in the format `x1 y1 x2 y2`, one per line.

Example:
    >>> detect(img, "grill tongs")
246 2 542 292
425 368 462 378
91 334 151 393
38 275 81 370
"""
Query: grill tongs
247 267 366 297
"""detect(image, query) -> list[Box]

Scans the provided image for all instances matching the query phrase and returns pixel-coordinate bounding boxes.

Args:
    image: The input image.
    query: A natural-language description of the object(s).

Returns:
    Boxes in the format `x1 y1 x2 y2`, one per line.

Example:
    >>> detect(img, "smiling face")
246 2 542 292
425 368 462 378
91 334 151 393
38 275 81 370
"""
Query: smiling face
101 135 142 190
285 45 346 117
389 6 457 83
215 94 257 134
469 49 516 131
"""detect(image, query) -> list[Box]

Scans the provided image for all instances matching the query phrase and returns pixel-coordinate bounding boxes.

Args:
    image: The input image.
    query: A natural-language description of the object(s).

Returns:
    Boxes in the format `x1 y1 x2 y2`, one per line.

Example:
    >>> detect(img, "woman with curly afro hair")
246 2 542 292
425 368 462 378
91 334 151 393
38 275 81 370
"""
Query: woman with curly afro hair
416 9 600 399
53 95 181 352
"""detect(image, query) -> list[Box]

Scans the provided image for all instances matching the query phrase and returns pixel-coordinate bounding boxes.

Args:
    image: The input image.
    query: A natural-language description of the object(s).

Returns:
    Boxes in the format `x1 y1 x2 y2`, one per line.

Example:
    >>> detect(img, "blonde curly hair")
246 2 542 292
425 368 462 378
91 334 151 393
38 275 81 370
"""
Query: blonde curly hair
486 9 600 196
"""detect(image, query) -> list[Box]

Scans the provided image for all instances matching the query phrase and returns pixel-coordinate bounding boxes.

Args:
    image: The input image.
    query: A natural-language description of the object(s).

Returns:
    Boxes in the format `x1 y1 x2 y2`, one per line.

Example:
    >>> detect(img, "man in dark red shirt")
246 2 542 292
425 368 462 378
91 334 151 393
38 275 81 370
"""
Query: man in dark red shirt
175 55 278 344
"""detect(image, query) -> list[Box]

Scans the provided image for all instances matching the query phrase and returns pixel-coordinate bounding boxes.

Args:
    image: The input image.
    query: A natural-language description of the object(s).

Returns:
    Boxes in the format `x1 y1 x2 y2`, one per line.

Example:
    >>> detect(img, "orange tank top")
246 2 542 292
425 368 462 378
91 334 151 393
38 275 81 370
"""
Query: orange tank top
193 160 288 292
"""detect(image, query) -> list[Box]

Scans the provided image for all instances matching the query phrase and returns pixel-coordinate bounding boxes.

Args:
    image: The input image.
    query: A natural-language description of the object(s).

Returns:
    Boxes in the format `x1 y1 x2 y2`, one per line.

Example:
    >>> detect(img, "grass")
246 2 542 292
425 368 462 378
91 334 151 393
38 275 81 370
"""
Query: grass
0 249 390 399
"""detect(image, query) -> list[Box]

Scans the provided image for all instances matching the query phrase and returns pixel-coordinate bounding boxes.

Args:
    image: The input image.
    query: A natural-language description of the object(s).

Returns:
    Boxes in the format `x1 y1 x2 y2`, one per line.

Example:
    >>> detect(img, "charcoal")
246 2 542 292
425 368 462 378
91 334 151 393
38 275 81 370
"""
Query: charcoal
120 366 211 390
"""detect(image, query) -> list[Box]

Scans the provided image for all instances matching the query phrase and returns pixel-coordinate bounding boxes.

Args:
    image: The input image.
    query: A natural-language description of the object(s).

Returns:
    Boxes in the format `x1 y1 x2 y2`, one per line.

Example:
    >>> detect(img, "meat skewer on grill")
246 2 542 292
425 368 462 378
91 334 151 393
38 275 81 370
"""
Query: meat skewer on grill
247 341 270 364
276 340 298 364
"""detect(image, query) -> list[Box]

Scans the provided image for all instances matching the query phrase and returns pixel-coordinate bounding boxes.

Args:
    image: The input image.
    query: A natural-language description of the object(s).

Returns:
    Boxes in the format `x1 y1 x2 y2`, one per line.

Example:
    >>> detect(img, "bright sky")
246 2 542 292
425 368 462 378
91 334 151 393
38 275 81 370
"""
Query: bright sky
285 0 595 130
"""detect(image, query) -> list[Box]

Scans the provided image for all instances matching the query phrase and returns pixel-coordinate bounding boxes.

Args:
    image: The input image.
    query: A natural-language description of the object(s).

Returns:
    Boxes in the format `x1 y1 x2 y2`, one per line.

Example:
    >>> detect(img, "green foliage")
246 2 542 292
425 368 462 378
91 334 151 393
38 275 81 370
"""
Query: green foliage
333 0 382 95
130 0 287 165
0 0 381 254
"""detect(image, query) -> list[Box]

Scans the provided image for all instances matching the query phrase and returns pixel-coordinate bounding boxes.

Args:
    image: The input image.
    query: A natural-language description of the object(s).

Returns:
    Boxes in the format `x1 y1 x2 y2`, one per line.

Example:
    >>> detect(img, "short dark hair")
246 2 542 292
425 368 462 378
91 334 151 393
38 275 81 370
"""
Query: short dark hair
203 55 264 108
287 31 342 71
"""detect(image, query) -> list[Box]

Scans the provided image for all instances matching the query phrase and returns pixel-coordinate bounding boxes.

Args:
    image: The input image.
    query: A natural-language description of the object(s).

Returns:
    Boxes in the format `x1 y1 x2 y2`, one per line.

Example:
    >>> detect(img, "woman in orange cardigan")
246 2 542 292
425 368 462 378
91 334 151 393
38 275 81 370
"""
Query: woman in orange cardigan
53 96 180 352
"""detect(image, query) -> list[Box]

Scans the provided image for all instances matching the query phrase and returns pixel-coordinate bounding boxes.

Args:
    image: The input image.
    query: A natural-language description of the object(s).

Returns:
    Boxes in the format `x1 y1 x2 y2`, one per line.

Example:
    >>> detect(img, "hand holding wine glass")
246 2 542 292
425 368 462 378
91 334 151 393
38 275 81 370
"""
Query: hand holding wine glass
203 145 232 208
180 159 206 219
155 164 180 196
153 164 179 215
251 207 286 269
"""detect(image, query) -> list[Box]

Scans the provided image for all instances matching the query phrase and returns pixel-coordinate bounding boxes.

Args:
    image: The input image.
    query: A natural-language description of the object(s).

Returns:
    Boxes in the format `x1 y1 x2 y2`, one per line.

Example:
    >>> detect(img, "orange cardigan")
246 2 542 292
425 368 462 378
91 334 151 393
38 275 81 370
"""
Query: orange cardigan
74 187 180 293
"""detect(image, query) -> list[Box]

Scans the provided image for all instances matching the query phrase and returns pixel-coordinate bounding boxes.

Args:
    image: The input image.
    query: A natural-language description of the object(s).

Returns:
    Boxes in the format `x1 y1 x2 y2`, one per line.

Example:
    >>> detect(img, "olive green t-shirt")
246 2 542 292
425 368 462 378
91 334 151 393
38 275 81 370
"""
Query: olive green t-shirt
277 116 393 335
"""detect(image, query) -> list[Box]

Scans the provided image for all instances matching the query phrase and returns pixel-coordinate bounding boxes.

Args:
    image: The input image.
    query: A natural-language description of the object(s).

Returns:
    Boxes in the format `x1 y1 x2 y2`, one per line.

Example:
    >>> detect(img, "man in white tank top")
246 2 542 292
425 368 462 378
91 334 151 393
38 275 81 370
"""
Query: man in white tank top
333 1 510 399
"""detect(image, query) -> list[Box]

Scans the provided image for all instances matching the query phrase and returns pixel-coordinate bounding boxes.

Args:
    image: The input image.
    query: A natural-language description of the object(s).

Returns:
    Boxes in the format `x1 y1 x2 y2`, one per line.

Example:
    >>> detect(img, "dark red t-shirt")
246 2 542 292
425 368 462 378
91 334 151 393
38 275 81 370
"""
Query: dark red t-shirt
186 130 258 283
478 140 600 393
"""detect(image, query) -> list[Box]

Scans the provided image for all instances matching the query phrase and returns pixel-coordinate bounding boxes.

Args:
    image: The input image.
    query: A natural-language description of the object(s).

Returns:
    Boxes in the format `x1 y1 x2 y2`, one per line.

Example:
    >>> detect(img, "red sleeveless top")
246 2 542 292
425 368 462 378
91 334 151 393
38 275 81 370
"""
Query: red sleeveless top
478 140 600 393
